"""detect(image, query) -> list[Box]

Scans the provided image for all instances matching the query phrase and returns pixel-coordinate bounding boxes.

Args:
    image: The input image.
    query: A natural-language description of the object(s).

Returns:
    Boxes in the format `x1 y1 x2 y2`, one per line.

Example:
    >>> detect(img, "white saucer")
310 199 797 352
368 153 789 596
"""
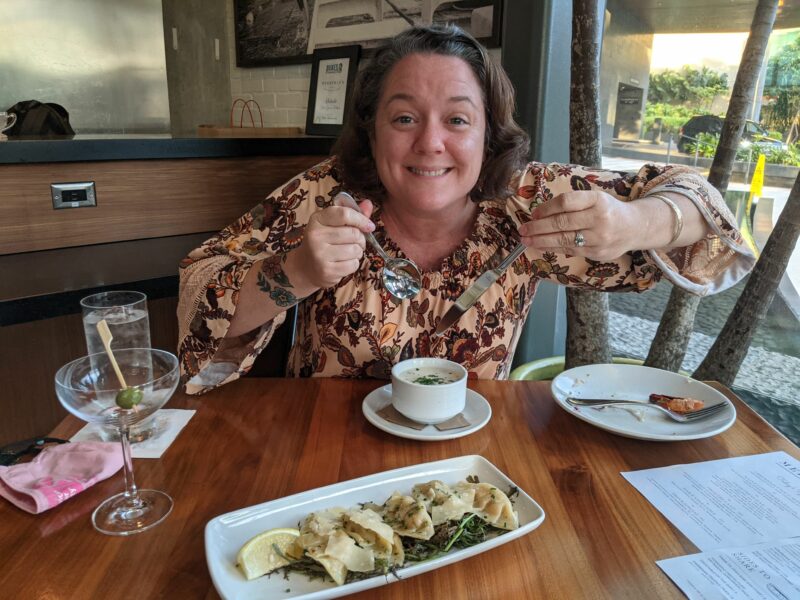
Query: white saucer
362 385 492 441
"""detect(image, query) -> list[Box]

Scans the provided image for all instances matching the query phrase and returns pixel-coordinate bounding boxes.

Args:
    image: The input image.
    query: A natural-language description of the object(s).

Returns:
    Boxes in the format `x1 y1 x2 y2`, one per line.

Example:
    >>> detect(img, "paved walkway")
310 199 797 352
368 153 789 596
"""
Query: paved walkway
602 154 800 446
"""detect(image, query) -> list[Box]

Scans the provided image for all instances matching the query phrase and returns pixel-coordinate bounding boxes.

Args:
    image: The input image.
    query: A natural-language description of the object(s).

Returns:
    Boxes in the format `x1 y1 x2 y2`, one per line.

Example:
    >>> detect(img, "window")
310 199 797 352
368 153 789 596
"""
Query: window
599 0 800 444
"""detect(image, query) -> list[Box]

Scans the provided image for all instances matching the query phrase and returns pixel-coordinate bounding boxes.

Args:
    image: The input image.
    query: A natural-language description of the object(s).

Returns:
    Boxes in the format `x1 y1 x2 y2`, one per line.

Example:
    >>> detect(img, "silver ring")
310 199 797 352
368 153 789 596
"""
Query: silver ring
574 231 586 247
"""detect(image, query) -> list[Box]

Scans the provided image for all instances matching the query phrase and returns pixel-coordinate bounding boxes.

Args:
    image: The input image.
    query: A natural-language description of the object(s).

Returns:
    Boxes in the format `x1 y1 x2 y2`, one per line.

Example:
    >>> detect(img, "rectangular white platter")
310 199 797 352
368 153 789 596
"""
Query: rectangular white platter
205 454 546 600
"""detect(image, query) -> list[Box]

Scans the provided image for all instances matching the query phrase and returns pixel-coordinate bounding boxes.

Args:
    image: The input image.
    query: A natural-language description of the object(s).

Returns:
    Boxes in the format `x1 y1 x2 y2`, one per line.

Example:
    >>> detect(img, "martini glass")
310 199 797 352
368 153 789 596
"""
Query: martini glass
54 348 179 536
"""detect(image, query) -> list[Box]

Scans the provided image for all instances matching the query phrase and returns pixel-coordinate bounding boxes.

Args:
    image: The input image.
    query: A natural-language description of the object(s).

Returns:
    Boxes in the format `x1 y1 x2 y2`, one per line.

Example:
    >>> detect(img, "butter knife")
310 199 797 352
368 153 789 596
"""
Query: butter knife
433 243 527 336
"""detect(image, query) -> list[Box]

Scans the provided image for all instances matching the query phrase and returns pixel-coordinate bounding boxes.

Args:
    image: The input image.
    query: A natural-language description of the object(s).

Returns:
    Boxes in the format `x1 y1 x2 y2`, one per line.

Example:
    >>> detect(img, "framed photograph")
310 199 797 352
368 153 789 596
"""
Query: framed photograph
305 45 360 136
234 0 315 67
234 1 503 68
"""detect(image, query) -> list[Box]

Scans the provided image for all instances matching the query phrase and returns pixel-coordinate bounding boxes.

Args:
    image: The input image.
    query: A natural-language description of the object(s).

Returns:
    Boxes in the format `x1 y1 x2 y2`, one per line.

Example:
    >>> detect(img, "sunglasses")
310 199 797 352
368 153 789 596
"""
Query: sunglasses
0 437 69 466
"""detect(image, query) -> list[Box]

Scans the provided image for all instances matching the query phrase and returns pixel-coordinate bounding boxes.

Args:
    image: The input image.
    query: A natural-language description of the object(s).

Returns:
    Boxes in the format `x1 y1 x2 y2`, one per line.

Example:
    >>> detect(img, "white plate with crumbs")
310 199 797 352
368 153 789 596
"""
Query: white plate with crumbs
205 455 545 600
551 364 736 442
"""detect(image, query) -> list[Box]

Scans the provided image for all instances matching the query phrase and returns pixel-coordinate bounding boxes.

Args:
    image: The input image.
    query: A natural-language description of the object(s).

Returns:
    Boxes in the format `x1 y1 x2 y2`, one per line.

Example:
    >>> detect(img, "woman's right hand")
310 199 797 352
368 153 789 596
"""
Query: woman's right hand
228 199 375 338
287 200 375 290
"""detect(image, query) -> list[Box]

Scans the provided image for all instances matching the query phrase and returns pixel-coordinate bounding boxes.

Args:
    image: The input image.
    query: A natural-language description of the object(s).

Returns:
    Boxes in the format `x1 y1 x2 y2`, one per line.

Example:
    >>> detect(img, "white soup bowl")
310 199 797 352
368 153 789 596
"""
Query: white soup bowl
390 358 467 424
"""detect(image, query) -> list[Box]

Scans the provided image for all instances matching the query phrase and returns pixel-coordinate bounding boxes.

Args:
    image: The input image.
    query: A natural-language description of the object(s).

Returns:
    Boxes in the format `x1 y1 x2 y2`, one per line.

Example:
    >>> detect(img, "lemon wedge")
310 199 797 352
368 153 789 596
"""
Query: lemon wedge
236 527 300 580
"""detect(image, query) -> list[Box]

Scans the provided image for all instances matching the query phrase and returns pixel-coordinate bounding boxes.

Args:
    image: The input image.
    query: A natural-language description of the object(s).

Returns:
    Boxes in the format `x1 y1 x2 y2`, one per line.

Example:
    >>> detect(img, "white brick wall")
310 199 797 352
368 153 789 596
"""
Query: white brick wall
226 3 310 130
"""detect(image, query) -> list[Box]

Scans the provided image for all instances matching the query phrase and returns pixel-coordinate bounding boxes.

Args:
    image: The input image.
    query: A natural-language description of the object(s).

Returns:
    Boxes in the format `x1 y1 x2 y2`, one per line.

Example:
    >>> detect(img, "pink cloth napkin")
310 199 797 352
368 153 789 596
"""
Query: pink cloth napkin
0 442 123 514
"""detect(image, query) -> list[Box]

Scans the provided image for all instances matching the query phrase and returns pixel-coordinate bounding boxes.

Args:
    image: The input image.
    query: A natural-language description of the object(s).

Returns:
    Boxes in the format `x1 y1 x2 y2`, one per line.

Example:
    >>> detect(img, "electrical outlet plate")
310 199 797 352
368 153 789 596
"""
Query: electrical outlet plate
51 182 96 209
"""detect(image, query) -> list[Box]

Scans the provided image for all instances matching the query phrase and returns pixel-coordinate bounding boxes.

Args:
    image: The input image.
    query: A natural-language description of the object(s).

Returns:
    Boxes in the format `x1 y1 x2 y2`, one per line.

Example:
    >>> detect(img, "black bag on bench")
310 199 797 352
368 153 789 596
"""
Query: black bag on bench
5 100 75 138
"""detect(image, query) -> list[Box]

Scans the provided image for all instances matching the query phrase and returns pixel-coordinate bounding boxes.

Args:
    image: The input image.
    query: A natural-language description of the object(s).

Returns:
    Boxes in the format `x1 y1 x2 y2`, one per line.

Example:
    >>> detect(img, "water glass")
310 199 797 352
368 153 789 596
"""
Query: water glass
81 291 151 356
81 291 155 441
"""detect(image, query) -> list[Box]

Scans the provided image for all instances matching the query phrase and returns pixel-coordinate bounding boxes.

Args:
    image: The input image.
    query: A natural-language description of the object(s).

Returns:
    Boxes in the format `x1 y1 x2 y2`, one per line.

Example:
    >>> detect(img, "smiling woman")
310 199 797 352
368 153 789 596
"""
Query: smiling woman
366 53 487 270
176 25 755 394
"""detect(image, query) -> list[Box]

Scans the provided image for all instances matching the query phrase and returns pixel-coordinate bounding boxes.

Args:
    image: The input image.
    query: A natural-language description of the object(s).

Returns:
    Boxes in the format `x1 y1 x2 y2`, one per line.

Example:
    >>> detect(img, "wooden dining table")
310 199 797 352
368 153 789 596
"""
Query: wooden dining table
1 378 797 599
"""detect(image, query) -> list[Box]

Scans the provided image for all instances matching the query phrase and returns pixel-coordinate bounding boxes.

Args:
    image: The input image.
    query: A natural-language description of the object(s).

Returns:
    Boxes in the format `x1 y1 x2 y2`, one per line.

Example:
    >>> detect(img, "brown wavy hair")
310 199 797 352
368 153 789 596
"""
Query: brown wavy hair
333 24 530 203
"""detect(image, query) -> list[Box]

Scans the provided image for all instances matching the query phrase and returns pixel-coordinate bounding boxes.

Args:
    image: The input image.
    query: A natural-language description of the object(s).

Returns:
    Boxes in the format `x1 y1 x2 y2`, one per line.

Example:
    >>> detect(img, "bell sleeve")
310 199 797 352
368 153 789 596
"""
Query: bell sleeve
177 158 337 394
515 162 756 294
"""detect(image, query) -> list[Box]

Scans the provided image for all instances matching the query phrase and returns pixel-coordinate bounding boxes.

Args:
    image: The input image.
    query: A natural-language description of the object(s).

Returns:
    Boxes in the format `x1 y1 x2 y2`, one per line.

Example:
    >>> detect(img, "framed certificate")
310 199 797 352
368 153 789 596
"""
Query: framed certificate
305 45 360 136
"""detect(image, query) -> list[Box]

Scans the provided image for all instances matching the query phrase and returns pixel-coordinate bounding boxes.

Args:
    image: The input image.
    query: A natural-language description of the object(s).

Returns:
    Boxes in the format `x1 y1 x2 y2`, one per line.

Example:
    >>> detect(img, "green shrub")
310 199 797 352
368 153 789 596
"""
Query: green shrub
687 133 800 165
759 144 800 165
643 103 696 138
685 132 721 158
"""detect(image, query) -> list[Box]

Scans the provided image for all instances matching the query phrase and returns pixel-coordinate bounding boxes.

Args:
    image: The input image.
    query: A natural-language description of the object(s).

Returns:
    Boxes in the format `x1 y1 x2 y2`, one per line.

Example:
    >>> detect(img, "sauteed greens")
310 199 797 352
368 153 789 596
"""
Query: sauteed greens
267 476 520 586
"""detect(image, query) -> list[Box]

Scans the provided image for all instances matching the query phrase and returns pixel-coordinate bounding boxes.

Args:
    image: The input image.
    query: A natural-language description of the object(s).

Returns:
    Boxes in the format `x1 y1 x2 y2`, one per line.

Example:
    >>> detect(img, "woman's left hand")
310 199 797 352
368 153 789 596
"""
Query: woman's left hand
518 190 644 261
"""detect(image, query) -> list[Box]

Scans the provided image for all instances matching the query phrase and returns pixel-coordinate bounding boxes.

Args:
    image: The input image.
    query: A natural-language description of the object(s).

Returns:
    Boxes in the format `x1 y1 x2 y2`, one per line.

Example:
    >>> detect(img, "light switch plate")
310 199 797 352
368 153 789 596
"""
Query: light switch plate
51 181 96 209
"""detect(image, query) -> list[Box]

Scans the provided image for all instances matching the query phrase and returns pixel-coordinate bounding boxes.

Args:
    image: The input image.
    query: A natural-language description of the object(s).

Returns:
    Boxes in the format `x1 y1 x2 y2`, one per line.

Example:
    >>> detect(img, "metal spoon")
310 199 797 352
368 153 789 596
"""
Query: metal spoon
334 191 422 300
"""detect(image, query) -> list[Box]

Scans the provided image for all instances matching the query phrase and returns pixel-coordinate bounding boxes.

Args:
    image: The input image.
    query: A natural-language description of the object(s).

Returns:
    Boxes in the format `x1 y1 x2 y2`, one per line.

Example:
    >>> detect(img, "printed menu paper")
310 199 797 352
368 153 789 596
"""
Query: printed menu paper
657 537 800 600
622 452 800 551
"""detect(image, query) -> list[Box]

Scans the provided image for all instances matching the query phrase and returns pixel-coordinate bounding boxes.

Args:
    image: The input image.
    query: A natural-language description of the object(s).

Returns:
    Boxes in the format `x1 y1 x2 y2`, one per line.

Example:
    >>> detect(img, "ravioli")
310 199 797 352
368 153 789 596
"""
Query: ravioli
382 493 435 540
260 478 517 586
456 482 519 530
412 480 476 525
343 507 395 555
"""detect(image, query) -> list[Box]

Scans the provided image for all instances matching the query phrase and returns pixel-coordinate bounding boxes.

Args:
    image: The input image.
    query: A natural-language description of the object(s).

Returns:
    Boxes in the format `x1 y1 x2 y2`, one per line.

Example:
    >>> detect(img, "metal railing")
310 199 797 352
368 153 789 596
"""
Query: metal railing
664 133 721 167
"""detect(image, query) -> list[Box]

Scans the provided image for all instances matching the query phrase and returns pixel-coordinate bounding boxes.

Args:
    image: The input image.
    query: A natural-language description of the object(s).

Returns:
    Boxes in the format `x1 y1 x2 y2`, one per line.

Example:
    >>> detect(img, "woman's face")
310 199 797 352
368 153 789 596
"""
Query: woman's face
372 53 486 214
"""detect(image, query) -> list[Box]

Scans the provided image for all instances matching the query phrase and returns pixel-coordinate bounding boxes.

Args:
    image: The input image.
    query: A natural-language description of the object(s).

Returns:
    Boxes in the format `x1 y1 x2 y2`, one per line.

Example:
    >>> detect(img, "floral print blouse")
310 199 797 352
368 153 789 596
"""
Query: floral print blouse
177 158 754 394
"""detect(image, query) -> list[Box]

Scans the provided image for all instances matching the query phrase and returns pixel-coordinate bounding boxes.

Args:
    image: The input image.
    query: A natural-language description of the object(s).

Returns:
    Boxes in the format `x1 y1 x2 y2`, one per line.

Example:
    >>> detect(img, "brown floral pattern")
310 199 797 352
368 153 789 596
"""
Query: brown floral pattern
177 158 754 394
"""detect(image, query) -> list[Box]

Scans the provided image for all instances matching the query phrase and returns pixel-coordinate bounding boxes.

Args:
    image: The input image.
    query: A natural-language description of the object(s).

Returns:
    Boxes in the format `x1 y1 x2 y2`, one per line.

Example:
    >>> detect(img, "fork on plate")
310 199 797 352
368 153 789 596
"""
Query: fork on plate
565 397 728 422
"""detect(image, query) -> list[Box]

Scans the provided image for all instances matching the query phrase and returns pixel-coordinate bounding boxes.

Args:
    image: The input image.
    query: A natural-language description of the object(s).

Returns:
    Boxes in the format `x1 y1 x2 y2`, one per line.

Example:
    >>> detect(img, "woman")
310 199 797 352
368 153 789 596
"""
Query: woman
178 25 754 394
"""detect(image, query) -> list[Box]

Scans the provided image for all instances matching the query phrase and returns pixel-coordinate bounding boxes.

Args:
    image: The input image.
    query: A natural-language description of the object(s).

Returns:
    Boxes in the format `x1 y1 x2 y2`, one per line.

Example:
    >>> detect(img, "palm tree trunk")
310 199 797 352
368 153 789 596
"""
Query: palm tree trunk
570 0 603 168
693 180 800 385
645 0 779 372
644 290 700 371
566 0 611 369
708 0 779 194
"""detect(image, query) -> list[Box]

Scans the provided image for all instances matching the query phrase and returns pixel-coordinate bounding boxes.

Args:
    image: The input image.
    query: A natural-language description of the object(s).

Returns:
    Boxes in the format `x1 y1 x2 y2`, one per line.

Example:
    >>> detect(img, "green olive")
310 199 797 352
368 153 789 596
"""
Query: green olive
115 387 143 409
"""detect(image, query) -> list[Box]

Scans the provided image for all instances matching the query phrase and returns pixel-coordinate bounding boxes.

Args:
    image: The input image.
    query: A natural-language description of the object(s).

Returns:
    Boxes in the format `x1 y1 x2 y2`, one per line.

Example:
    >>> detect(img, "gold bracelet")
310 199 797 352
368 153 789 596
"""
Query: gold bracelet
648 193 683 245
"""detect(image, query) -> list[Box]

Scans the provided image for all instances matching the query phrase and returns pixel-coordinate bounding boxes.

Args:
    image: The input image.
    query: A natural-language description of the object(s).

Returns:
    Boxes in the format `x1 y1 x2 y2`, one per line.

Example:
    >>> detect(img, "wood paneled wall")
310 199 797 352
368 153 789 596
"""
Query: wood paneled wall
0 155 325 255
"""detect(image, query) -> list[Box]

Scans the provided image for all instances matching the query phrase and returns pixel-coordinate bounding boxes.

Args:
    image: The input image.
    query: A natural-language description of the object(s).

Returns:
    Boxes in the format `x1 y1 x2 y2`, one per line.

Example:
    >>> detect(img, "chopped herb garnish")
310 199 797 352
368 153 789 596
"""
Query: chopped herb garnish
271 514 509 586
264 475 516 587
412 375 450 385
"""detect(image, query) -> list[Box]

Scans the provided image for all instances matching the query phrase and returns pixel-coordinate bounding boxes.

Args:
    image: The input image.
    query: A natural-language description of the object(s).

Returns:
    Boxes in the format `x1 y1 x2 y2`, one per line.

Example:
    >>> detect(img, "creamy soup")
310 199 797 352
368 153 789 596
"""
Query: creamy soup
398 366 462 385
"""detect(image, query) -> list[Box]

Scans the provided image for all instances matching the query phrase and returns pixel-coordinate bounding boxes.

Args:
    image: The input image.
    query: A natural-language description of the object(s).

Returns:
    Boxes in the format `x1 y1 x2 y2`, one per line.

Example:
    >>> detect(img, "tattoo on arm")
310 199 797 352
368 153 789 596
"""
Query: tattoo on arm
257 256 298 308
